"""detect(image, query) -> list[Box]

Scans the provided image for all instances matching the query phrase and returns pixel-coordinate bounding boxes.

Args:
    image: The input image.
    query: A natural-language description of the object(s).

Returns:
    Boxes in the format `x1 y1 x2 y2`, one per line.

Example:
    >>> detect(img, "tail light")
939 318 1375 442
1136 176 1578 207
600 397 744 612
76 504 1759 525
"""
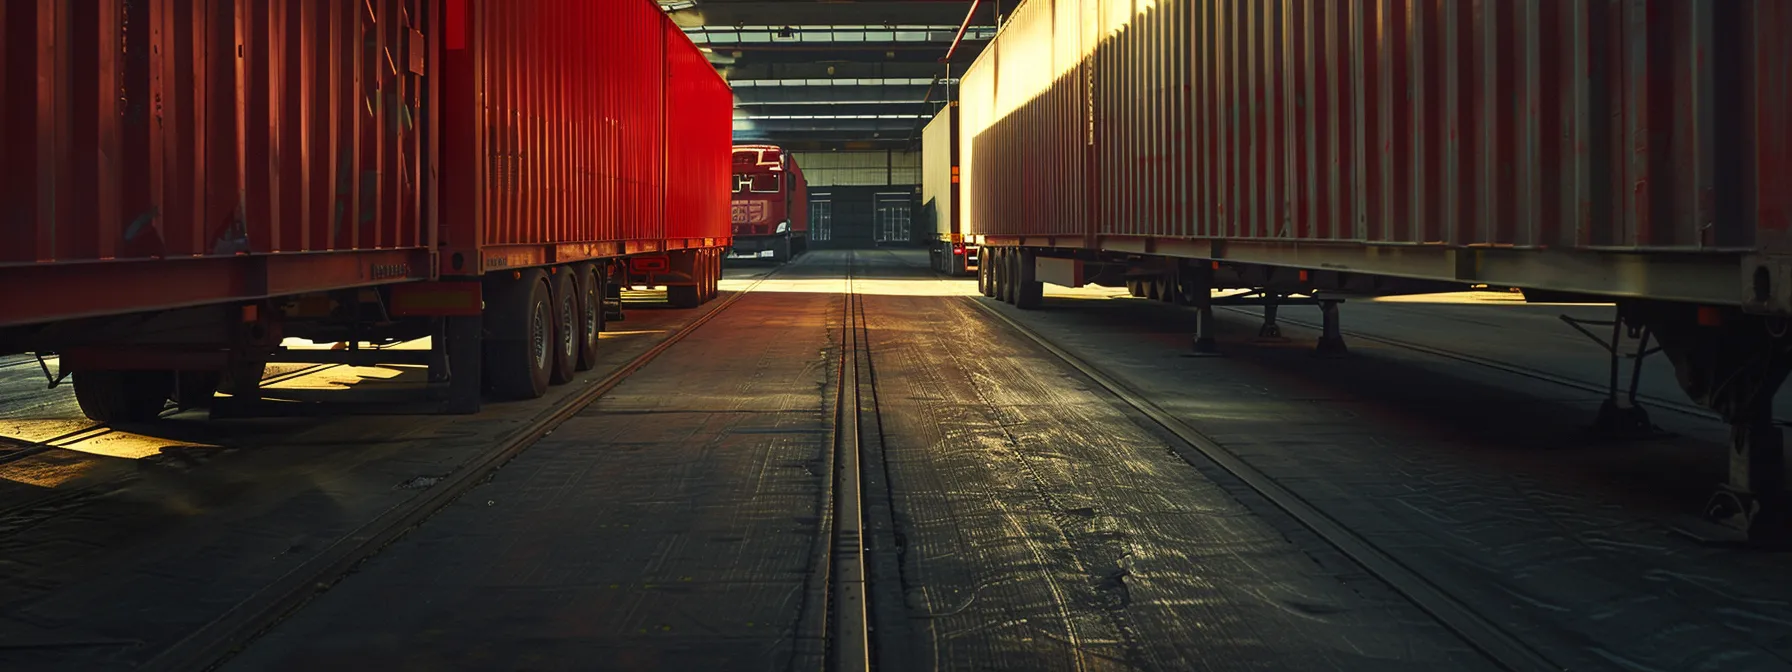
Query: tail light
953 243 966 254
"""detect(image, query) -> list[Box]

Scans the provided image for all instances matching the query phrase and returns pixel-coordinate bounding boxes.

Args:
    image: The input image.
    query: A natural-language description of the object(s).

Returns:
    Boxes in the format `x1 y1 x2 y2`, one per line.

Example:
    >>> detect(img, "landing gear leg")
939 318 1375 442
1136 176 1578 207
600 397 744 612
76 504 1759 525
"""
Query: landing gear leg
1707 421 1790 546
1181 262 1222 357
443 314 483 414
1315 299 1348 356
1258 294 1285 340
1642 304 1792 547
1561 309 1660 437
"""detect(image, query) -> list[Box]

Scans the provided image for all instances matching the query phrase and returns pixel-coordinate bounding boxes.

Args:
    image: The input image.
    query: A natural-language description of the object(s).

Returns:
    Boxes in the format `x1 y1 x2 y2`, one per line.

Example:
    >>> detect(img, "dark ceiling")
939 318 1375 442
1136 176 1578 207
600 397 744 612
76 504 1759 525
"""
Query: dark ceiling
657 0 1005 151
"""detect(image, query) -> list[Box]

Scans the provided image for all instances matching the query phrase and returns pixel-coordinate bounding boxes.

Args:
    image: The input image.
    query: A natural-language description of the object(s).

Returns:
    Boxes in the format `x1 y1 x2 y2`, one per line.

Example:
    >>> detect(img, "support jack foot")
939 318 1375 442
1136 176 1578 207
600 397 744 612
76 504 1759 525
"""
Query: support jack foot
1314 300 1348 357
1673 488 1792 550
1186 307 1224 357
1315 337 1349 357
1256 296 1288 342
1592 399 1659 439
1187 337 1224 358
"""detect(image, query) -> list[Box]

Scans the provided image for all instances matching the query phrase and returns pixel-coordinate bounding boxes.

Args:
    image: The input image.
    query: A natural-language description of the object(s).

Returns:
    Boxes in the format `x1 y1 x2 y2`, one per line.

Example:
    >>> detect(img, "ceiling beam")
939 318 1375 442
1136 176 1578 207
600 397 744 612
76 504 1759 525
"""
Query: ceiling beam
731 134 917 152
732 85 933 103
719 61 951 81
710 47 957 65
664 2 996 28
734 101 941 117
735 118 923 133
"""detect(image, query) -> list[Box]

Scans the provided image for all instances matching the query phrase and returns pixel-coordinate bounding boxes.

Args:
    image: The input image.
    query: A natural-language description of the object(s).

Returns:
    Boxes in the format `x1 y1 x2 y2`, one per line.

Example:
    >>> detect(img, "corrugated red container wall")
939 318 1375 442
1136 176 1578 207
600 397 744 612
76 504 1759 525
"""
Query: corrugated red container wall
963 0 1792 252
0 0 428 264
662 13 733 242
439 0 674 271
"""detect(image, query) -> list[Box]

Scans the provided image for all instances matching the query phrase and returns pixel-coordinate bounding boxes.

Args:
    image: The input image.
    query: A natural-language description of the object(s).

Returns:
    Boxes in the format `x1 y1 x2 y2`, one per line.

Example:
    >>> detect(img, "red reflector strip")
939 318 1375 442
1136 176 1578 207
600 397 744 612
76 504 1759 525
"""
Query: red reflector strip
1697 306 1724 327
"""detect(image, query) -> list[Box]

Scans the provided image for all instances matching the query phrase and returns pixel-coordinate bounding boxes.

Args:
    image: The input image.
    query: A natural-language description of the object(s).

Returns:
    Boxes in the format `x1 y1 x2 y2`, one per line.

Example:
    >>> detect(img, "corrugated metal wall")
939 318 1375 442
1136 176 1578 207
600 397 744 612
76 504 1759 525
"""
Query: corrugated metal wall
920 107 958 240
663 14 733 242
445 0 667 253
790 151 920 187
0 0 428 264
961 0 1792 254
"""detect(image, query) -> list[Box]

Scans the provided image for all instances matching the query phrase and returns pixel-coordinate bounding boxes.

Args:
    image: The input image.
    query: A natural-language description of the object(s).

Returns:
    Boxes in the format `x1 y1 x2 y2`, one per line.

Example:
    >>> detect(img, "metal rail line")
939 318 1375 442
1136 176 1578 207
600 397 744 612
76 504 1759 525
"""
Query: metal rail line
143 262 794 672
966 295 1562 672
813 250 873 672
1214 305 1789 428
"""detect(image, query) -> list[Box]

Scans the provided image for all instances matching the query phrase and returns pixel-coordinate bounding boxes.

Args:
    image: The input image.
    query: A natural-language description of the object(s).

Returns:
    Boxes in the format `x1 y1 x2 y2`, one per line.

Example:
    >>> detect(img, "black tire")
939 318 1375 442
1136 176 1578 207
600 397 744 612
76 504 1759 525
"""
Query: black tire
217 361 269 396
771 236 792 264
1015 250 1043 310
548 268 580 385
704 252 720 301
1002 249 1020 304
979 252 994 296
696 252 713 303
173 370 222 409
574 264 604 372
484 269 554 400
990 248 1006 299
73 370 173 423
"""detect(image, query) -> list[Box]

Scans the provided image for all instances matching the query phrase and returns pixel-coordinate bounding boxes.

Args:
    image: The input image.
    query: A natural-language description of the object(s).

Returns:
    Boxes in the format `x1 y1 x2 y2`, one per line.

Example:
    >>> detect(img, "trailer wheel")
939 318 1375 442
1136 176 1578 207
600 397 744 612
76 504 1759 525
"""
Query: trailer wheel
703 251 720 302
979 252 994 296
1010 249 1025 304
173 371 222 409
771 236 792 264
485 269 554 400
695 251 711 303
73 370 173 423
217 361 268 396
667 280 701 308
575 264 604 372
989 248 1005 300
548 268 580 385
1015 250 1043 309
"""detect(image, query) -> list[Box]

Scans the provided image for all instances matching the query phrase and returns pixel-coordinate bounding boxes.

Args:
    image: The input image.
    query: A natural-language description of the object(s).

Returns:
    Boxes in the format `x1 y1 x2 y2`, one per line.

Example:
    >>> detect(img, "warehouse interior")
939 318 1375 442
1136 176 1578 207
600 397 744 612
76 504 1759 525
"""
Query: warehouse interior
659 0 1002 248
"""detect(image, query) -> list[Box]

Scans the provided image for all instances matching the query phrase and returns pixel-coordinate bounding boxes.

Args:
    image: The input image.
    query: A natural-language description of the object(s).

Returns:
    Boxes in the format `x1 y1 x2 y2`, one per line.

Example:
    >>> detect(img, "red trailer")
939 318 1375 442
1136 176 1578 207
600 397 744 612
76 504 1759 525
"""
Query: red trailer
728 144 809 263
963 0 1792 542
0 0 731 420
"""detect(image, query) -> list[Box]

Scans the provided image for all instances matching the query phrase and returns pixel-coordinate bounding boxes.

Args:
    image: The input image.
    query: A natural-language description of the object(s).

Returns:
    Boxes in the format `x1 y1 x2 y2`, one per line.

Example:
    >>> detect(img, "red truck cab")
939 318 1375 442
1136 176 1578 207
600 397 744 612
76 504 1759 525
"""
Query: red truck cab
730 145 808 263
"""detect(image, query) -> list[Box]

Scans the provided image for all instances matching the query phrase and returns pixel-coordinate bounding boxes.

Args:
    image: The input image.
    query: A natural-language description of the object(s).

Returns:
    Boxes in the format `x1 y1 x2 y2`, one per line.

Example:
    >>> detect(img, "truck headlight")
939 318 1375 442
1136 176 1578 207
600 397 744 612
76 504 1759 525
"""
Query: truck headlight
776 220 789 234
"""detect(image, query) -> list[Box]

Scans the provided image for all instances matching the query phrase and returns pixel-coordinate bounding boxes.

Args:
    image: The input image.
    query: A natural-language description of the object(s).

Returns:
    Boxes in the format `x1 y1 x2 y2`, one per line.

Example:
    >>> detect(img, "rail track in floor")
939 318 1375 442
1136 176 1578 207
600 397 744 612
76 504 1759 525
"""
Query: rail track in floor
803 249 876 672
134 261 795 672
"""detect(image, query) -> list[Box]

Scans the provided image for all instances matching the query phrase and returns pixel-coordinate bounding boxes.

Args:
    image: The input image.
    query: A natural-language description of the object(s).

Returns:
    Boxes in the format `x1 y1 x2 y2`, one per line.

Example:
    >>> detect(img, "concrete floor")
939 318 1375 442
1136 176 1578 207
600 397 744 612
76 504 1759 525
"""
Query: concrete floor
0 249 1787 671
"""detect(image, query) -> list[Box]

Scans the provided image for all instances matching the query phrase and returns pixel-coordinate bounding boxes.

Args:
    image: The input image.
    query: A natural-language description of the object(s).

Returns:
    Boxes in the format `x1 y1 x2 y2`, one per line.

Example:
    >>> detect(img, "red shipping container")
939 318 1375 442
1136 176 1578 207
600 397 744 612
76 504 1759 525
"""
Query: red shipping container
662 13 733 244
437 0 706 275
961 0 1792 308
0 0 432 326
1 0 733 329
